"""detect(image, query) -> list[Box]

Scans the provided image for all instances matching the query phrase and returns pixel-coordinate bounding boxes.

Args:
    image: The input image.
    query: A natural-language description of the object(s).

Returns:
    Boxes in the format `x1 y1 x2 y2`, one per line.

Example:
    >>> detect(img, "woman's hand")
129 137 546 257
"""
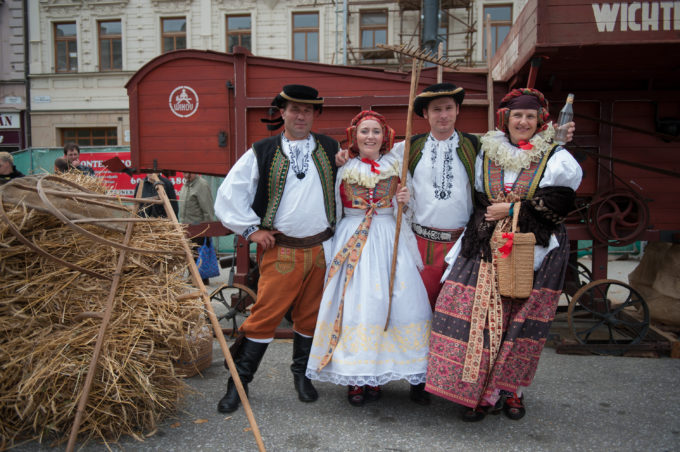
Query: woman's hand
395 184 410 204
484 202 512 222
564 121 576 143
335 149 350 167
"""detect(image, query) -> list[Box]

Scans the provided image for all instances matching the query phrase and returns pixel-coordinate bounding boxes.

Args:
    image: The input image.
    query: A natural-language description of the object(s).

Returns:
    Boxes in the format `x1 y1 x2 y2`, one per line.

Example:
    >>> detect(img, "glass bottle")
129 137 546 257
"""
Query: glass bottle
554 93 575 145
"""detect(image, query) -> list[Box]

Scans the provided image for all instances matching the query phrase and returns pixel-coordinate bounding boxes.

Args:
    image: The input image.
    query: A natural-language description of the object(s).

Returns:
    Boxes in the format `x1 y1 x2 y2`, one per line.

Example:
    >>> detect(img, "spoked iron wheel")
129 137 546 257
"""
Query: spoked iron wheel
587 190 649 246
567 279 649 355
563 261 593 305
210 283 257 336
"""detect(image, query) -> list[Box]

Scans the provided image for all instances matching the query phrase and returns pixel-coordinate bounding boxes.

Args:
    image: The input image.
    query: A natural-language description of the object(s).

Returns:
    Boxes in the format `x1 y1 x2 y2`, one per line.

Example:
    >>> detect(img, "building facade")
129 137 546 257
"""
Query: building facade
0 0 28 152
25 0 525 148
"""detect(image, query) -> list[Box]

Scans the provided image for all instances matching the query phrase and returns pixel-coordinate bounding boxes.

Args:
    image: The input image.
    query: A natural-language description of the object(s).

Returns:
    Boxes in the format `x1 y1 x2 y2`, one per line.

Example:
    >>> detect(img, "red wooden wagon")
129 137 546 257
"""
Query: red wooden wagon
125 8 680 350
489 0 680 353
124 47 492 335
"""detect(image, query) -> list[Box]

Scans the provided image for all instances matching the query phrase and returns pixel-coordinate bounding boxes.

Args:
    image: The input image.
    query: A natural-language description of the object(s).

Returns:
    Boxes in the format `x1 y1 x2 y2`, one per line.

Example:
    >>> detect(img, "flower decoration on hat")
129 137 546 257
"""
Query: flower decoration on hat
345 110 396 158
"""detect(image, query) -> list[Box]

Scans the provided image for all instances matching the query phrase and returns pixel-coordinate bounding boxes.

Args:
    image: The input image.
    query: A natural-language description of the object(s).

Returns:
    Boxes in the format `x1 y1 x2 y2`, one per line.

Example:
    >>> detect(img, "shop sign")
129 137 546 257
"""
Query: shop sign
0 113 20 129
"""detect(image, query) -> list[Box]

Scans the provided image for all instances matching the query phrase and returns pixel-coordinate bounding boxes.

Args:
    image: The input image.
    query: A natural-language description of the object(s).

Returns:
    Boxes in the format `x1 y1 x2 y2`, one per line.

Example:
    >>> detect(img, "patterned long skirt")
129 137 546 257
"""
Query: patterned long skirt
425 226 569 407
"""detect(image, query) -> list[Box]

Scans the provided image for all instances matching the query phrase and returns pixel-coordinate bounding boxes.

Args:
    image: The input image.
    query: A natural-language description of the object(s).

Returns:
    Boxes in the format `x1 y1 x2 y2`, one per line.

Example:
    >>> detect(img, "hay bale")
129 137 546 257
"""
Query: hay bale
0 174 207 447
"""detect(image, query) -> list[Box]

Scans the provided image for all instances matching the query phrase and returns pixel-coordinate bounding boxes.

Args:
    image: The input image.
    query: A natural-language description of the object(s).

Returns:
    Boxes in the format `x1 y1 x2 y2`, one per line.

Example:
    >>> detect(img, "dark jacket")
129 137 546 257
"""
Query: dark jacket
0 166 24 185
136 175 179 218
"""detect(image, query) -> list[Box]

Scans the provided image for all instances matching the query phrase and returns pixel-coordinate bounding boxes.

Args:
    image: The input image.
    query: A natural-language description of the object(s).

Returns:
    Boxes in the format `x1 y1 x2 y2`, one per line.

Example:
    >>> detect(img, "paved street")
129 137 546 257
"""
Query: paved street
13 338 680 452
12 258 680 451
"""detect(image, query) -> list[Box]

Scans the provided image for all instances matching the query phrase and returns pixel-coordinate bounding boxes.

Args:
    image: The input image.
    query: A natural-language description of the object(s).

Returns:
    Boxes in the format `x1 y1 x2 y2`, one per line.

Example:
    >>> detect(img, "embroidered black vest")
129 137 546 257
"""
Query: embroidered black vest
407 130 480 202
483 143 560 200
252 133 338 230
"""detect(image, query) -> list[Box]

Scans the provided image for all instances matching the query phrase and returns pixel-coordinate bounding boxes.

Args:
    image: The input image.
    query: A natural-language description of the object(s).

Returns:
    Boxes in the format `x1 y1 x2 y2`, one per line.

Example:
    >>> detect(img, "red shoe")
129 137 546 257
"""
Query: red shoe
364 385 382 402
347 385 365 407
503 393 526 420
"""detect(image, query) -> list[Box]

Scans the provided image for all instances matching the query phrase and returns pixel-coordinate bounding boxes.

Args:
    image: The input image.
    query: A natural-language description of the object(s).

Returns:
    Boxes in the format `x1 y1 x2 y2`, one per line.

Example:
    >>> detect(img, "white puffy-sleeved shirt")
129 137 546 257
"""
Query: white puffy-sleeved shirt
214 134 330 238
442 143 583 278
392 131 474 230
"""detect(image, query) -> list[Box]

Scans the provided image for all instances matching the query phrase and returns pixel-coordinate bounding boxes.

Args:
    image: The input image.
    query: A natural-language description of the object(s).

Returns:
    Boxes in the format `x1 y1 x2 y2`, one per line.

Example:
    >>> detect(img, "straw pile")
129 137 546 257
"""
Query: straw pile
0 173 207 448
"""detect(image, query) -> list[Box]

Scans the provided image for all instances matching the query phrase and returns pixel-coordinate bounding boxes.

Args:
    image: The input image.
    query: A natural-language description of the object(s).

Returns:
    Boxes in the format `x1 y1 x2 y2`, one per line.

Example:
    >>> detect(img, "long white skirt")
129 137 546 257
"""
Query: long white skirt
306 207 432 386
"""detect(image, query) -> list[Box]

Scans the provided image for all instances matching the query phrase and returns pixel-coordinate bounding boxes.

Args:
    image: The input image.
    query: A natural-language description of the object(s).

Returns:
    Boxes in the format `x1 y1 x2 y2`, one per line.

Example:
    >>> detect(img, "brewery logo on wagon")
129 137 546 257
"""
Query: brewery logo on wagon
169 85 199 118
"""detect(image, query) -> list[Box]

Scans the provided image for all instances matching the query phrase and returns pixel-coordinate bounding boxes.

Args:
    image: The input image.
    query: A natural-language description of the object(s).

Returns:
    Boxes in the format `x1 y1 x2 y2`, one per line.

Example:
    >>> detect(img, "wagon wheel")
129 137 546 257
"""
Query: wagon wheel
210 283 257 336
562 261 593 304
567 279 649 355
587 190 649 246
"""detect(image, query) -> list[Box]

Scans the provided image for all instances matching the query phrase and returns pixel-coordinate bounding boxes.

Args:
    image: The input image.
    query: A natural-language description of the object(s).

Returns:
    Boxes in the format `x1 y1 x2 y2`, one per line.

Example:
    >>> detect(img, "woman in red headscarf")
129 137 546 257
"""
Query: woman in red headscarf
306 111 432 407
425 89 583 421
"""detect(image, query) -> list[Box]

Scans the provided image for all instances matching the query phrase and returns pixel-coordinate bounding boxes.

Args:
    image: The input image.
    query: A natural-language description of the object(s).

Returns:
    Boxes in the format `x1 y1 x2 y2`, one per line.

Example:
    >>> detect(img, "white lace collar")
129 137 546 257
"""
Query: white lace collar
341 152 401 188
480 123 556 173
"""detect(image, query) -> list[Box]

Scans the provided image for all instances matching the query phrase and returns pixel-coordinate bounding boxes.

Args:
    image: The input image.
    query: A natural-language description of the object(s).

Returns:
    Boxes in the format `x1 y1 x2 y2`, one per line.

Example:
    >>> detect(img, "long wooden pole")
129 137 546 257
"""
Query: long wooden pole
386 58 423 331
485 13 495 131
66 184 143 452
436 42 443 83
147 174 266 452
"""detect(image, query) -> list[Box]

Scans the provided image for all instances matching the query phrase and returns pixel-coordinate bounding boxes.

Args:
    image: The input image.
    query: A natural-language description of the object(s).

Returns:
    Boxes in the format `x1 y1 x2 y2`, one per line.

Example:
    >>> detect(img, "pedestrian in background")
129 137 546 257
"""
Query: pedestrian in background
63 142 95 176
0 152 24 185
179 172 215 284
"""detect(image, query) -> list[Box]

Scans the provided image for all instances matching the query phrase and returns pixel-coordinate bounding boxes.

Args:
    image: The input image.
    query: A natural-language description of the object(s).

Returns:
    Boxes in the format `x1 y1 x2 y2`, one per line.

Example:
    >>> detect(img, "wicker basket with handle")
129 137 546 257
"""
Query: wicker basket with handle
494 202 536 299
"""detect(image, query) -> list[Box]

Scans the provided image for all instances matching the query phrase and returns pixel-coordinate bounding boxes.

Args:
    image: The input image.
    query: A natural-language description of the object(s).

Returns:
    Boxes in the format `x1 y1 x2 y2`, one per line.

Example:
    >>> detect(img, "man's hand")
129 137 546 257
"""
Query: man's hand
249 229 280 250
485 202 512 222
335 149 349 167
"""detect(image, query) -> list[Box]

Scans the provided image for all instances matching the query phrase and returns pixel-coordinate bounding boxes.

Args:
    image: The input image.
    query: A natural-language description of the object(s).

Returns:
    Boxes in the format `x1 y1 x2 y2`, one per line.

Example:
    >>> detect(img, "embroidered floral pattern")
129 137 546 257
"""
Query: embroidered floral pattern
426 228 569 408
428 134 458 200
282 134 311 178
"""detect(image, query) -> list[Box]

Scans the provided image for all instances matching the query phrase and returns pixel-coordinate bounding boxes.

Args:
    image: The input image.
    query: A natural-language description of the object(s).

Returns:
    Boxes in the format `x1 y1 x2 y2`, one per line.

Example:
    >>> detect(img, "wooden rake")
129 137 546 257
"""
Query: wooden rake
382 43 461 330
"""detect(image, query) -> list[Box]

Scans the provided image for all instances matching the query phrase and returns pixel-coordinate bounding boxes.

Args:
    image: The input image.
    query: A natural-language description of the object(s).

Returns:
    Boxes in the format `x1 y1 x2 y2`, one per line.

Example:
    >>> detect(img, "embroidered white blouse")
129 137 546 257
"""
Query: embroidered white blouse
214 134 330 239
392 131 474 230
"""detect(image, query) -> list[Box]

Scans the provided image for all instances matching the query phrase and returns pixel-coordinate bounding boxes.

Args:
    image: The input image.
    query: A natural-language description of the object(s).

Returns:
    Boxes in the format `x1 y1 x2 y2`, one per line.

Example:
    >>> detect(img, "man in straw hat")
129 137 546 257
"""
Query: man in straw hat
214 84 340 413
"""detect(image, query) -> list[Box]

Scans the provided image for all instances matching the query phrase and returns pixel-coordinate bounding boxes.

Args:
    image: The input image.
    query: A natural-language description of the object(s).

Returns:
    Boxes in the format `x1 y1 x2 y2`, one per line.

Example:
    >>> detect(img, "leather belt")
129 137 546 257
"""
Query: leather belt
412 223 463 243
275 228 334 249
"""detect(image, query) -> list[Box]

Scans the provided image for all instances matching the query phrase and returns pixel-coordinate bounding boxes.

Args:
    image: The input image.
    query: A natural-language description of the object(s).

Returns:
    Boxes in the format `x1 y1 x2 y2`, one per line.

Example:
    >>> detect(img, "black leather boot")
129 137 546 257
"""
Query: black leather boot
290 333 318 403
217 338 268 413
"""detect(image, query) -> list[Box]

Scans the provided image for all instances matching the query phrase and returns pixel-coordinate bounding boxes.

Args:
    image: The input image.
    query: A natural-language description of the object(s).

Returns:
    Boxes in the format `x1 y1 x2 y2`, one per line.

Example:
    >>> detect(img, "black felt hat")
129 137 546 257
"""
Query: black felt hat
413 83 465 117
271 84 324 109
262 85 324 130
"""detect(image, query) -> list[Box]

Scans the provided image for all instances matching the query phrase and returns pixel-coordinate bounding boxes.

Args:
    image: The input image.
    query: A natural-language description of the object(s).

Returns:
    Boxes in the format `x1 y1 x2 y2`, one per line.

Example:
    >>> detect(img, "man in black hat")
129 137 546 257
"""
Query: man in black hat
393 83 479 315
395 83 574 314
214 84 339 414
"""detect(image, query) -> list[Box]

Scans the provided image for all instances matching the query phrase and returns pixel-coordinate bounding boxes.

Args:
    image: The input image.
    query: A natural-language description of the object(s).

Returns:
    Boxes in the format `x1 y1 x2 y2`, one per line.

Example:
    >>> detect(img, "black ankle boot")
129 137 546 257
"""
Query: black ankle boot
290 333 318 403
217 338 268 413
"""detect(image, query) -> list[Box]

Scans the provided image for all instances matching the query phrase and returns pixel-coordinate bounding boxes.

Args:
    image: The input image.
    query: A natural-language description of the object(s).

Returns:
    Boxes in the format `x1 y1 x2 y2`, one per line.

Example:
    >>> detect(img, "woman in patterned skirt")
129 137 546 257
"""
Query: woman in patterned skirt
425 88 582 421
306 111 432 406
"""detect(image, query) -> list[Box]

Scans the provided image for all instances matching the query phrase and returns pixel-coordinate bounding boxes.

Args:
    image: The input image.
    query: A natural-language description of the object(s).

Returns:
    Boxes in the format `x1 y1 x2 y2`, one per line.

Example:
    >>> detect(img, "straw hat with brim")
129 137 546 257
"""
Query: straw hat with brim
413 83 465 117
271 84 324 109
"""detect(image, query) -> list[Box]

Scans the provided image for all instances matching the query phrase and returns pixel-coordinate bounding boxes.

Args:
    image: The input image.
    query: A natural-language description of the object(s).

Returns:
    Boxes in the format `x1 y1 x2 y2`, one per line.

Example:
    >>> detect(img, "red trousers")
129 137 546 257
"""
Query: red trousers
240 244 326 339
416 235 456 310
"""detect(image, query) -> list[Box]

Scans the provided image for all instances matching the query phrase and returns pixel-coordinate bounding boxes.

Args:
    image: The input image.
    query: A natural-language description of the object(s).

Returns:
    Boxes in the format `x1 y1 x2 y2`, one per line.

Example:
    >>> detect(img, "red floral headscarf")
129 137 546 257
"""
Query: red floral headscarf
345 110 396 158
496 88 551 134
